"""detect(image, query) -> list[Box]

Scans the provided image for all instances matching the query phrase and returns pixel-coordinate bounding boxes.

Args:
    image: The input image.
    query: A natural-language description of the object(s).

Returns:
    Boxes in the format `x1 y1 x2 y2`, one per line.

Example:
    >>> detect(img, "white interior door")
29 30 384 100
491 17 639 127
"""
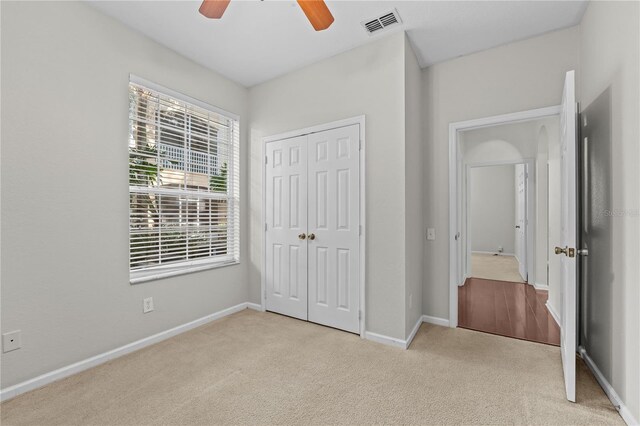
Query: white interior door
515 164 527 281
307 125 360 333
265 136 308 320
558 70 578 402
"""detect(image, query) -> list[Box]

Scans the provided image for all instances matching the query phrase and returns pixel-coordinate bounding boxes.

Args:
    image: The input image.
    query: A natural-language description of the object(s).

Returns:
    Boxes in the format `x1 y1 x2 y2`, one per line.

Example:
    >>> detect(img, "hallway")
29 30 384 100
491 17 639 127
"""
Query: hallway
458 278 560 345
471 253 526 283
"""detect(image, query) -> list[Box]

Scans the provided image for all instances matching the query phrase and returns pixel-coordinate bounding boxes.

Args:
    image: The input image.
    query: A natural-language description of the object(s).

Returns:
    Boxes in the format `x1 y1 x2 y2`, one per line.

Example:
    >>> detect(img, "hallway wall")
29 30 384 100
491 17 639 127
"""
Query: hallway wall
468 165 516 254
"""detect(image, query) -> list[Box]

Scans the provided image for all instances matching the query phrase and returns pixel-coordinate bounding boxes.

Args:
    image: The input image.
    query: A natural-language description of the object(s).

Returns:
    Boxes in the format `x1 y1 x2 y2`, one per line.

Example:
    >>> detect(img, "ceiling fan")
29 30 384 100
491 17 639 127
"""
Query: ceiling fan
199 0 335 31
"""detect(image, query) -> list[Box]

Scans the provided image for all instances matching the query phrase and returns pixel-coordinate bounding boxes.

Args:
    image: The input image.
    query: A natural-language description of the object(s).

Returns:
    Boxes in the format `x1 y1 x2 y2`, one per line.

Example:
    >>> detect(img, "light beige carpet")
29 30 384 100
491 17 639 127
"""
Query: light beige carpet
471 253 526 282
1 309 621 425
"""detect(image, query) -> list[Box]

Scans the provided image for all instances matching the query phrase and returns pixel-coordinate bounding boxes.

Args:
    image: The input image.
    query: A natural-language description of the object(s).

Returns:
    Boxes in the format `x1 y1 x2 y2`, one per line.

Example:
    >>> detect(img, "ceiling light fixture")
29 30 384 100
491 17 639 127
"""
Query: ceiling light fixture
199 0 335 32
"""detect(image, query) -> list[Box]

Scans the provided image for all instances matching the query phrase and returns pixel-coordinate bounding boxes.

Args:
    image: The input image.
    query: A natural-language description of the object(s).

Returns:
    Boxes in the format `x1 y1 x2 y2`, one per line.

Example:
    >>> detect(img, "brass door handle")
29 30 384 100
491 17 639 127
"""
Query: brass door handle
307 233 316 241
298 233 306 240
555 246 576 257
554 246 567 255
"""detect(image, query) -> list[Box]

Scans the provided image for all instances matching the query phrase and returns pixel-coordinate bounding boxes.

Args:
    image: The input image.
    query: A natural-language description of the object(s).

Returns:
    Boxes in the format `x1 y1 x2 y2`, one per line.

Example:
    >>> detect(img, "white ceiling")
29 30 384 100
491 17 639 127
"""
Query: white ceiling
87 0 587 87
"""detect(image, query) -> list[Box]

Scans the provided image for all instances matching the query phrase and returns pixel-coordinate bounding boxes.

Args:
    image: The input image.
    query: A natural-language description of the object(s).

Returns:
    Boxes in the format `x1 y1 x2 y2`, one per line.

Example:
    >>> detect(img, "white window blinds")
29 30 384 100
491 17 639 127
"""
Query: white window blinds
128 77 240 283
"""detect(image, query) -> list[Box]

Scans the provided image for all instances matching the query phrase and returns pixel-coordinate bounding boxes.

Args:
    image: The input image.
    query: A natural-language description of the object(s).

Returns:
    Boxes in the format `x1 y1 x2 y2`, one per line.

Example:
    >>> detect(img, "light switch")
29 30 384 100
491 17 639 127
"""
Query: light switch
427 228 436 241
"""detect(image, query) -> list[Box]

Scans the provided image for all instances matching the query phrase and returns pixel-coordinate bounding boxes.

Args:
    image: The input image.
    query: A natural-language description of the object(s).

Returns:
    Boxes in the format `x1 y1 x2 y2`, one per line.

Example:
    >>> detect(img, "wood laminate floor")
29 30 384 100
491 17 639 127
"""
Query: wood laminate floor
458 277 560 346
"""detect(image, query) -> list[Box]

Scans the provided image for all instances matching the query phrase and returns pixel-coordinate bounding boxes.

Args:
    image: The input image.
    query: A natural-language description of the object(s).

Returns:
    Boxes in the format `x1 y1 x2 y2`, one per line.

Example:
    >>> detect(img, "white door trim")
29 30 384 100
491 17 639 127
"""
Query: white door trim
448 106 560 328
261 116 366 337
464 159 536 283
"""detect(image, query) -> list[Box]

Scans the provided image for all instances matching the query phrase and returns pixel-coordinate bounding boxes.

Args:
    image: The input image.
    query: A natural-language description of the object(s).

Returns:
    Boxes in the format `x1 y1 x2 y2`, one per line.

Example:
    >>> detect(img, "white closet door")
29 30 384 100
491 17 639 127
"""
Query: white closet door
307 125 360 333
265 136 308 320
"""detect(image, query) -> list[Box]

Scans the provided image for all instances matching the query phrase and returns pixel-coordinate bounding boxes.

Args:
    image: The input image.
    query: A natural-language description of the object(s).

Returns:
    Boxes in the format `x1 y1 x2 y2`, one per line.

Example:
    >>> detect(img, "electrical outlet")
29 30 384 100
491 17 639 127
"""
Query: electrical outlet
427 228 436 241
3 330 21 353
143 297 154 314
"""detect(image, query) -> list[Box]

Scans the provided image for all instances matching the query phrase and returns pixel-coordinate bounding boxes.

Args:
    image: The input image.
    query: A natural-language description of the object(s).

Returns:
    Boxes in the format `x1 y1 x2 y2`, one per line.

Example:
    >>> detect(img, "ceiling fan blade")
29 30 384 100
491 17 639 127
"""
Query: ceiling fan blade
199 0 231 19
297 0 334 31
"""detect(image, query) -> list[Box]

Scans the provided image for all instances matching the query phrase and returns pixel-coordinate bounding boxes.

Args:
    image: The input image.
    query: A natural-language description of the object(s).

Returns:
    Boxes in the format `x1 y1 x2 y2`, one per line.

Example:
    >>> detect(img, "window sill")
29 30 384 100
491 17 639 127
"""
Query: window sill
130 259 240 284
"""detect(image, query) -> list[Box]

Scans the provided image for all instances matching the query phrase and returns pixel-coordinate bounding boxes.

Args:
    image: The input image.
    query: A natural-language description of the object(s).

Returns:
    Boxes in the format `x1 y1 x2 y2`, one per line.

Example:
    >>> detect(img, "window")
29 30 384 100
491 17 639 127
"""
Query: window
128 77 239 283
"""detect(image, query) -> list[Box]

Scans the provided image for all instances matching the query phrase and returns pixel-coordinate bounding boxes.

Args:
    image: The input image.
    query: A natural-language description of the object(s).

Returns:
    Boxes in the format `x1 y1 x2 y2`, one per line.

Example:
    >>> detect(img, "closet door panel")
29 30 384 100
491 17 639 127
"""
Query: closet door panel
265 136 308 320
307 124 360 333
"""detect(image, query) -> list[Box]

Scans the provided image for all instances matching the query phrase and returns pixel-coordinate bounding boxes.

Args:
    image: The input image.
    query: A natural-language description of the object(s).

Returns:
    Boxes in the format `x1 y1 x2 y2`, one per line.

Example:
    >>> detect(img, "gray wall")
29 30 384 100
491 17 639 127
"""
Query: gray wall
0 1 250 388
579 1 640 420
469 165 516 254
422 26 580 320
404 36 424 337
249 33 409 340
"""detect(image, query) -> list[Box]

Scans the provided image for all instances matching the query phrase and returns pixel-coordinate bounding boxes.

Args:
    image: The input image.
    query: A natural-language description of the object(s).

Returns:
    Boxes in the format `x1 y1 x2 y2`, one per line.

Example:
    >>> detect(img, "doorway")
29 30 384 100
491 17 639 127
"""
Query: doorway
456 119 558 347
449 107 562 326
261 117 365 335
449 70 579 402
465 160 535 284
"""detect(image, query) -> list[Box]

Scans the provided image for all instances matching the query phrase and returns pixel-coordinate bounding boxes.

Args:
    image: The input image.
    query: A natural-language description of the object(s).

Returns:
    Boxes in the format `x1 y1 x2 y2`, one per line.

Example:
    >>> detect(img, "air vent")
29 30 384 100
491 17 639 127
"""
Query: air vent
379 13 398 27
364 20 383 33
361 9 402 35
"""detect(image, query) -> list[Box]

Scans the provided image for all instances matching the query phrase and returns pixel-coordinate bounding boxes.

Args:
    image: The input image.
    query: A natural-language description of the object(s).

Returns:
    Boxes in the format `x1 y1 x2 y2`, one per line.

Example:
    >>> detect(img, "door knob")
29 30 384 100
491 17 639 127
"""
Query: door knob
515 225 521 229
555 246 576 257
298 233 306 240
307 233 316 241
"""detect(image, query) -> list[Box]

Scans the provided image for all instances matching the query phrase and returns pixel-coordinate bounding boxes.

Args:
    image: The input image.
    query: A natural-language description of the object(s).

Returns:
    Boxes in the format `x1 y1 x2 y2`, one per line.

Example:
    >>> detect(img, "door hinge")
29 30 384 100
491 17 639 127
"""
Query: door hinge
265 155 268 164
264 289 267 299
359 139 363 150
265 222 268 231
358 310 362 320
359 225 363 236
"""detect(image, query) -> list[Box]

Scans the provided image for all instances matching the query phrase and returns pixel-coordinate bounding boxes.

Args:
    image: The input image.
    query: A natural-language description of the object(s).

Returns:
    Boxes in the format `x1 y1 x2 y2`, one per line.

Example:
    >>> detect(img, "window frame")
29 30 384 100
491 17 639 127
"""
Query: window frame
128 75 240 284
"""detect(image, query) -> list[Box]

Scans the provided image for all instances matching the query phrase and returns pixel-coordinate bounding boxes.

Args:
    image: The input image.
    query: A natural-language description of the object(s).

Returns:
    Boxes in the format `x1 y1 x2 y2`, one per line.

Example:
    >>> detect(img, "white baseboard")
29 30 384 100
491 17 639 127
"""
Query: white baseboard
364 331 406 349
422 315 450 328
533 282 549 291
246 302 263 311
405 316 424 349
366 314 451 350
545 300 561 328
0 302 252 402
472 251 515 257
579 347 637 426
459 273 468 286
